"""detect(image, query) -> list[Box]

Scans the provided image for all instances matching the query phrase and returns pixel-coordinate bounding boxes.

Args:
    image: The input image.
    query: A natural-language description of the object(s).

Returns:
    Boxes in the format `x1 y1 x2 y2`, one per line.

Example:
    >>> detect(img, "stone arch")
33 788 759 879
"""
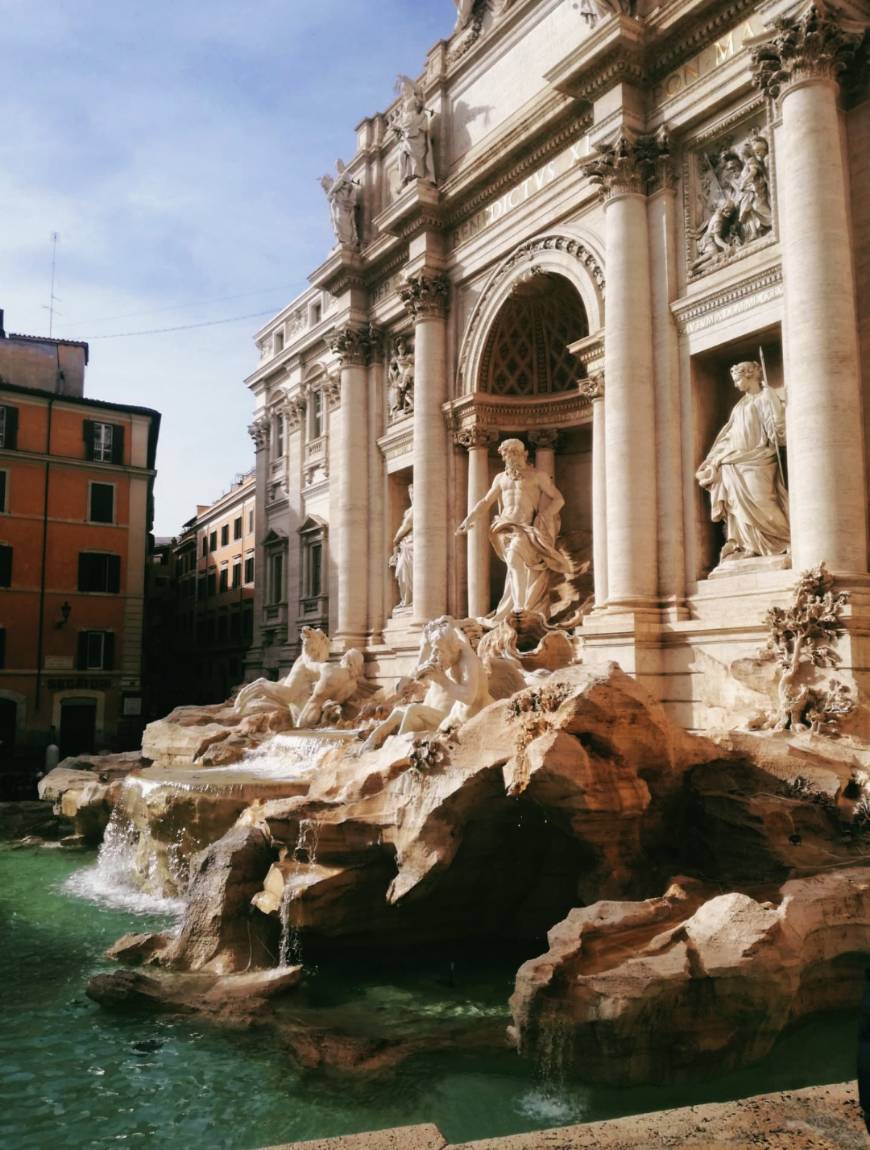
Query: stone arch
457 230 605 396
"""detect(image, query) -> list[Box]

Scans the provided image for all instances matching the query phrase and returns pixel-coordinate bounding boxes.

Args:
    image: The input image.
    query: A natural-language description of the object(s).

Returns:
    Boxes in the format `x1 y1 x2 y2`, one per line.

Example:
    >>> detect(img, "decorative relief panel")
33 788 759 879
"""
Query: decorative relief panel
684 110 777 281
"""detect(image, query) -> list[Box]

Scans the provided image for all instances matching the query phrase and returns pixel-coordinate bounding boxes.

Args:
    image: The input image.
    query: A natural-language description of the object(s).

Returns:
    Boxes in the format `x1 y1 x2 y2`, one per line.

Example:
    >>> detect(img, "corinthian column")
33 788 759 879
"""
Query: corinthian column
455 426 497 618
529 429 558 480
400 272 450 624
585 131 665 608
328 325 371 647
753 5 867 573
580 375 608 607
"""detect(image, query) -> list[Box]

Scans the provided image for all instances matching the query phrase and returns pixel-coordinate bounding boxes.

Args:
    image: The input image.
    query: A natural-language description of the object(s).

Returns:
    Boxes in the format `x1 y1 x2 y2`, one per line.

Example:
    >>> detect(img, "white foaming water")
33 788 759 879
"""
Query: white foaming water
278 817 320 967
234 732 344 780
63 788 185 919
515 1087 587 1125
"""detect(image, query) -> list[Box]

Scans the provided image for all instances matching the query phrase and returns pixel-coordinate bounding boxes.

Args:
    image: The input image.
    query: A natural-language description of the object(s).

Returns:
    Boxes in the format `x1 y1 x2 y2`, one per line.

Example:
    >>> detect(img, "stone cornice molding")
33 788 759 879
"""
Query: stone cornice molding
583 127 671 200
247 414 270 451
750 3 865 98
671 264 783 334
446 390 594 436
400 272 450 320
453 426 499 451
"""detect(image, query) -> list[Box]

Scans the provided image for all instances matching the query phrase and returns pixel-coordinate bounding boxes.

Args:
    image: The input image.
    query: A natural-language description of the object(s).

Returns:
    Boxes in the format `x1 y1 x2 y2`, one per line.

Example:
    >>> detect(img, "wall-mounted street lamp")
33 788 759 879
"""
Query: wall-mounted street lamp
56 601 72 629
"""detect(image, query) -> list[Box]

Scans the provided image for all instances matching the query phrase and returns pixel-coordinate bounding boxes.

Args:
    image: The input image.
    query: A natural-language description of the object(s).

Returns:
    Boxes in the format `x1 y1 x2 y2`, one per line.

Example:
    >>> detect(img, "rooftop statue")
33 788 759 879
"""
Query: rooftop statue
361 615 491 751
456 438 575 622
319 159 360 249
696 360 789 565
393 77 435 185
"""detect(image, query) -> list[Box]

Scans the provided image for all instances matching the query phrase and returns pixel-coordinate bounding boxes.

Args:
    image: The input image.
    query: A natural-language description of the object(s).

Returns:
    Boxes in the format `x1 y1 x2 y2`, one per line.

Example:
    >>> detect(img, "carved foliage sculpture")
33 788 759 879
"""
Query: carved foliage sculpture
761 563 855 735
751 4 863 99
583 128 671 199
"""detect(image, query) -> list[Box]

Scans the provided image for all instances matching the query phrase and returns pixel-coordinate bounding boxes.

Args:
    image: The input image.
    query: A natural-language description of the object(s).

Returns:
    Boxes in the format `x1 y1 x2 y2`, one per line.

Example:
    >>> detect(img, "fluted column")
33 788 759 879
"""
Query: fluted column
529 429 558 480
580 376 608 607
585 131 665 608
328 325 371 647
366 331 386 644
753 6 867 572
401 272 450 625
455 427 497 619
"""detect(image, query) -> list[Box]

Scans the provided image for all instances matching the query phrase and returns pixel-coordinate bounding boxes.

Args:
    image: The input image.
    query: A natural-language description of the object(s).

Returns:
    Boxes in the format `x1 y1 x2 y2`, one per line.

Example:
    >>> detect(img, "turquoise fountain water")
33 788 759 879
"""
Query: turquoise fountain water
0 844 861 1150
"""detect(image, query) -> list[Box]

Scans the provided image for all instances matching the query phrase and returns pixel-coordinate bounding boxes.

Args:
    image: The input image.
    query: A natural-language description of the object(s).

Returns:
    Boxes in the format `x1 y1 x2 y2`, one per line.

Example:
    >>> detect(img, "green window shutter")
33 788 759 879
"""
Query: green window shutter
107 554 121 593
76 631 89 670
0 544 12 587
0 628 5 669
83 420 95 460
111 424 125 465
4 407 18 450
78 553 92 591
103 632 115 670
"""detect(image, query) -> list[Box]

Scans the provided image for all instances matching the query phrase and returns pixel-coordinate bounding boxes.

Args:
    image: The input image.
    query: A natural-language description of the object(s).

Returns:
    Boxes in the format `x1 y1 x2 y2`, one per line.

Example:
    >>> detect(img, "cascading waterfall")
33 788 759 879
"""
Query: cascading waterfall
63 778 185 917
278 817 320 967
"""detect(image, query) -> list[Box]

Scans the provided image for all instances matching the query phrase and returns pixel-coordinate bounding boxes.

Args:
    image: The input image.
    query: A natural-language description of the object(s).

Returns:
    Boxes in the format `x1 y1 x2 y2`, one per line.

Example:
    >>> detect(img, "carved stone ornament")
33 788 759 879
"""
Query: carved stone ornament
453 426 499 451
328 325 373 366
689 124 774 279
247 415 270 451
529 429 559 450
583 128 671 201
400 272 450 320
751 4 863 99
324 375 342 410
284 393 306 429
578 372 604 401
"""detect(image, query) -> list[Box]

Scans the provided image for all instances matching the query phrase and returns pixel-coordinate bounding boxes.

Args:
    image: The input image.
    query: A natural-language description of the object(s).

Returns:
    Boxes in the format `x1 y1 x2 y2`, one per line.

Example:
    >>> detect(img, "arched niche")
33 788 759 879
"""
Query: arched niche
457 230 605 396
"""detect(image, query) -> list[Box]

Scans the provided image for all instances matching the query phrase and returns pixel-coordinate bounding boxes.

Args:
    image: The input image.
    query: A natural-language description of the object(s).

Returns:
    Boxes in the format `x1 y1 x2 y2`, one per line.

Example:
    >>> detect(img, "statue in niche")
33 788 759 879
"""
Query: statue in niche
691 129 772 275
456 438 575 622
319 160 360 248
361 615 491 751
393 77 435 185
696 360 789 565
453 0 478 29
389 485 414 608
387 337 415 417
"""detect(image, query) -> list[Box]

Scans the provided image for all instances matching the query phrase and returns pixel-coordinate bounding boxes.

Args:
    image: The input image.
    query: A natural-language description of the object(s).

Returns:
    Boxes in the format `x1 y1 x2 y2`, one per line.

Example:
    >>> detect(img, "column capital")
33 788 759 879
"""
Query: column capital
579 372 605 401
328 324 374 367
528 428 559 450
247 414 270 451
751 4 864 99
400 271 450 319
284 393 306 429
583 127 671 202
453 425 498 451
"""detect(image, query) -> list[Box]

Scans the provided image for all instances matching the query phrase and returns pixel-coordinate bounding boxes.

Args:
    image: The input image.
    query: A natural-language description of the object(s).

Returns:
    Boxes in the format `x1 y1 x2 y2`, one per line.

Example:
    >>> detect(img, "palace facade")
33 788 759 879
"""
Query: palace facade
245 0 870 732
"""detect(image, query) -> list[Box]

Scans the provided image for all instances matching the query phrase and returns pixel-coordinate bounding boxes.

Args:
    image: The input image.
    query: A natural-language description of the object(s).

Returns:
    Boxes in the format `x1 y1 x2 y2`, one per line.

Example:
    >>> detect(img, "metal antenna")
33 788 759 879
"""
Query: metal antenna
48 232 60 336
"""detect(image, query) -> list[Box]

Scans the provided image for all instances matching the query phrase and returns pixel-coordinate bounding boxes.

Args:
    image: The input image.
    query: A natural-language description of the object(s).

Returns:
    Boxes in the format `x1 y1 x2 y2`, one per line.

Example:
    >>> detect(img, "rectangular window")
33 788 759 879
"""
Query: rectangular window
77 630 115 671
89 482 115 524
274 415 285 459
309 541 322 597
310 390 323 440
84 420 124 464
269 552 284 605
0 471 6 513
232 559 241 589
221 524 229 547
0 544 12 587
209 531 217 552
244 555 254 584
248 509 254 533
233 516 242 541
201 536 208 557
0 406 18 450
207 571 216 597
77 552 121 593
219 567 228 593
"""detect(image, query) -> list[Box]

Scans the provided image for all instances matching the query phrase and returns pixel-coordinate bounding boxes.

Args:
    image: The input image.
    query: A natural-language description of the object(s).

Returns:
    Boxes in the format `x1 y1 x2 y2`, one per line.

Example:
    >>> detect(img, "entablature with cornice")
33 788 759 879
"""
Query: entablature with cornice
445 389 593 439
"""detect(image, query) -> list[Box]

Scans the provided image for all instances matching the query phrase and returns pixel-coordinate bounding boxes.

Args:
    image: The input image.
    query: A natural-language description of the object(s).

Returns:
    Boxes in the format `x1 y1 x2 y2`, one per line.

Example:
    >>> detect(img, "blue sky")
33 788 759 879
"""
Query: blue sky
3 0 450 534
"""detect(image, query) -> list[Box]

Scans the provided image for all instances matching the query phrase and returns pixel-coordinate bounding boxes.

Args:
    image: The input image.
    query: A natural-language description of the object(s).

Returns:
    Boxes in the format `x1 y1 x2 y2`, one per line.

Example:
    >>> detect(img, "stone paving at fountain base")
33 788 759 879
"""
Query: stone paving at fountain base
266 1082 867 1150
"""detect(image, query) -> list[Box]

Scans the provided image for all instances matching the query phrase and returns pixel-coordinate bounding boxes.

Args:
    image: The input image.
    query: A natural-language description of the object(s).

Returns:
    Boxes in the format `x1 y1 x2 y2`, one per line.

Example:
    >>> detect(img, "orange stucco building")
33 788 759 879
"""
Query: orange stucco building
0 312 160 793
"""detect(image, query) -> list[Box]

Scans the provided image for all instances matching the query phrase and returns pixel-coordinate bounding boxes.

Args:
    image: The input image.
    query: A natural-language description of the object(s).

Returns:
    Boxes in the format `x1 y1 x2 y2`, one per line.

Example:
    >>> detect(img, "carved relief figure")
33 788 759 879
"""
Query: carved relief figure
389 485 414 608
691 128 772 275
361 615 491 751
319 160 360 248
696 361 789 565
457 438 575 622
393 76 435 184
387 336 414 417
296 649 366 729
